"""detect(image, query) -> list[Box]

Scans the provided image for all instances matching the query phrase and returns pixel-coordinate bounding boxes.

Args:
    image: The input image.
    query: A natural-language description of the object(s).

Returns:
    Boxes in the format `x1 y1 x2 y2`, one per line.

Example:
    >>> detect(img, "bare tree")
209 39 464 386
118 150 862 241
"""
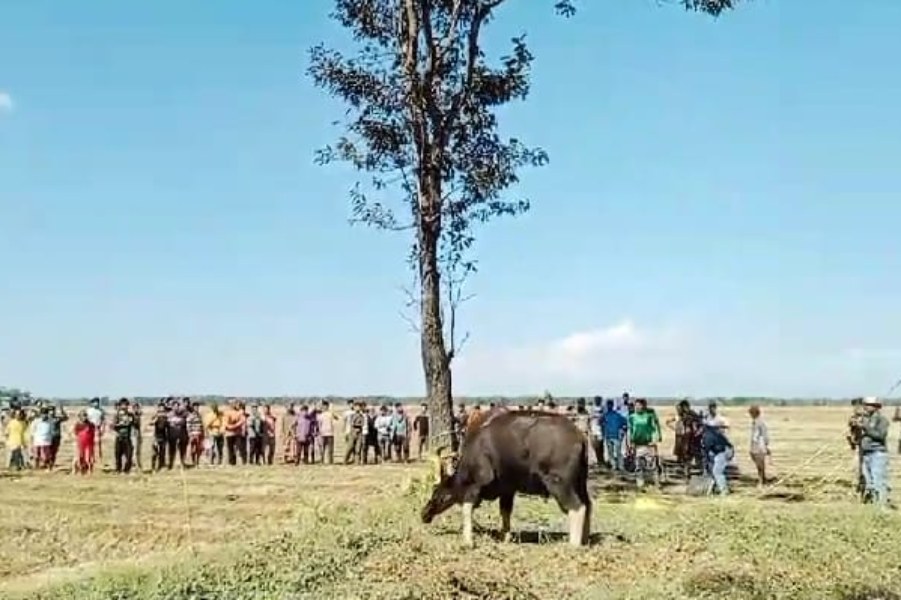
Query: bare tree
308 0 739 449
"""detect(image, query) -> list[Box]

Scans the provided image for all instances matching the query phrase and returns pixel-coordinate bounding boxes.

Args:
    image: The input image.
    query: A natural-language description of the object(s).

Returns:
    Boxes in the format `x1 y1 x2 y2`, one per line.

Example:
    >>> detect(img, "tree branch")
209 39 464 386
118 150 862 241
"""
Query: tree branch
444 264 476 362
439 3 491 146
397 283 421 333
437 0 464 60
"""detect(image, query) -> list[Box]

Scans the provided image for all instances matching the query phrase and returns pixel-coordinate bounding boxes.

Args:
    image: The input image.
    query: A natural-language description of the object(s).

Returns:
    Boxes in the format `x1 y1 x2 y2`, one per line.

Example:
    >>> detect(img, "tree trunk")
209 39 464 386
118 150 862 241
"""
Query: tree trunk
419 179 454 453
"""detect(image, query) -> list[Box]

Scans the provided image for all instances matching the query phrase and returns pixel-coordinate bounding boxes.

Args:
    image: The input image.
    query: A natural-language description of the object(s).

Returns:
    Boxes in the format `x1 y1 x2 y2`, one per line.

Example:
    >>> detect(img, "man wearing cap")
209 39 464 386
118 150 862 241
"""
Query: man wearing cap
854 397 890 505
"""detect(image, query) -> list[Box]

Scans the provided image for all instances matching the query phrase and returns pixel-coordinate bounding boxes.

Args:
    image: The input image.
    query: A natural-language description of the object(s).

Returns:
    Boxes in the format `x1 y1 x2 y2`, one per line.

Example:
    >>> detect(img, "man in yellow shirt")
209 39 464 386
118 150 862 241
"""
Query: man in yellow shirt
223 400 247 465
5 409 27 470
203 404 225 465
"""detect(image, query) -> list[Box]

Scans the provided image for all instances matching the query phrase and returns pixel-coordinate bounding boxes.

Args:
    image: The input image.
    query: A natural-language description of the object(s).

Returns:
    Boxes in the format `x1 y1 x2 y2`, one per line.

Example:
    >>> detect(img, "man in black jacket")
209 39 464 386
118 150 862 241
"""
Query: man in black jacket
701 424 734 495
151 401 170 471
112 398 135 474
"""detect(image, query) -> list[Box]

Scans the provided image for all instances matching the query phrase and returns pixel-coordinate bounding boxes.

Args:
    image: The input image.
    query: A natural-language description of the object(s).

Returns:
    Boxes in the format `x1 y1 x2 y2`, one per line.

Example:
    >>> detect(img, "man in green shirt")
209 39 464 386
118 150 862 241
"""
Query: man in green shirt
628 398 662 489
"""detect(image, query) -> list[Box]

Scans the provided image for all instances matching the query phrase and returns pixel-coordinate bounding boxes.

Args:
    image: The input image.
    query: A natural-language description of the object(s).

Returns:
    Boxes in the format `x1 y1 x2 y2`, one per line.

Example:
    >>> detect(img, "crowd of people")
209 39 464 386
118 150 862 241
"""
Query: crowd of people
1 392 893 505
1 396 434 474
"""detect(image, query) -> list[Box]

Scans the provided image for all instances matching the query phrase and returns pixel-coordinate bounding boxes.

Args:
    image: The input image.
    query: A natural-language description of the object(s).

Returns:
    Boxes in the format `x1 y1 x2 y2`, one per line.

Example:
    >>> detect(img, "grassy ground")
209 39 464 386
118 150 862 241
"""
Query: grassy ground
1 406 899 599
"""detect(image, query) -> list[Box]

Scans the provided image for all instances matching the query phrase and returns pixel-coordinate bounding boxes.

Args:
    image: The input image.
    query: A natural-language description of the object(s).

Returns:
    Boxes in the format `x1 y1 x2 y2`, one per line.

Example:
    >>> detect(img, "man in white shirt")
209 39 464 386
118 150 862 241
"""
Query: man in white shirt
85 397 106 463
703 401 729 431
29 409 54 469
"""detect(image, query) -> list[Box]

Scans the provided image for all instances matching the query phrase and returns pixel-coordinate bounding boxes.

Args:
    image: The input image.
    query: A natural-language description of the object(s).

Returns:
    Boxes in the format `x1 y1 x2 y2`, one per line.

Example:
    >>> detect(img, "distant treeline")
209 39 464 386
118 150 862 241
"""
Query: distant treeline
3 394 881 408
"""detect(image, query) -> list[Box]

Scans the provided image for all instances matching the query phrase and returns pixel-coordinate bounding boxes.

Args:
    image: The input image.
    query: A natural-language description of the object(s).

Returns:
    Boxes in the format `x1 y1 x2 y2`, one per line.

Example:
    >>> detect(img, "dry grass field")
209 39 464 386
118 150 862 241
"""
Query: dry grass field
1 405 900 599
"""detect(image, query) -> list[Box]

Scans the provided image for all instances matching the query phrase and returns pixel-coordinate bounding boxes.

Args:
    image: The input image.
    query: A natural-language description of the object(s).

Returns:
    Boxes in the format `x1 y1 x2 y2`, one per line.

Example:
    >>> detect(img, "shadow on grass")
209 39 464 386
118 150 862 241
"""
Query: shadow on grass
432 523 626 546
502 530 619 545
758 491 807 503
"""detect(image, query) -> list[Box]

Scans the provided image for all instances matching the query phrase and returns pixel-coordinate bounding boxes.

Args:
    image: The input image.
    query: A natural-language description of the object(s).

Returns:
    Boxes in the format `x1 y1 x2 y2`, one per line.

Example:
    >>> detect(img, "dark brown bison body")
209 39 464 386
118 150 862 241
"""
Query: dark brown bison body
421 410 591 547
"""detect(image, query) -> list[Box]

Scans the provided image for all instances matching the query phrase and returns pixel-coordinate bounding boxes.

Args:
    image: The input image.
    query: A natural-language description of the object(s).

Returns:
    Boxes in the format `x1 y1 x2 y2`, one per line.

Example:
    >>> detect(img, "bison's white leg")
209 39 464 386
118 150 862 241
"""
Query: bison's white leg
461 502 475 547
568 504 587 547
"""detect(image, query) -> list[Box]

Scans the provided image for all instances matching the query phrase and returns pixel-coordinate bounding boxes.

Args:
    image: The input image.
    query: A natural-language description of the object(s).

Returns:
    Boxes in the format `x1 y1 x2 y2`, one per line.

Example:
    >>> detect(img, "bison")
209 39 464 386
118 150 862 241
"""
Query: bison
421 410 591 547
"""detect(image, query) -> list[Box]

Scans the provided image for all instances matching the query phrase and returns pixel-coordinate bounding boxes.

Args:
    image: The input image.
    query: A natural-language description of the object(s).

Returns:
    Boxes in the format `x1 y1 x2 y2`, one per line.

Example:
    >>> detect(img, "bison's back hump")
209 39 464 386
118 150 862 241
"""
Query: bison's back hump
485 410 582 433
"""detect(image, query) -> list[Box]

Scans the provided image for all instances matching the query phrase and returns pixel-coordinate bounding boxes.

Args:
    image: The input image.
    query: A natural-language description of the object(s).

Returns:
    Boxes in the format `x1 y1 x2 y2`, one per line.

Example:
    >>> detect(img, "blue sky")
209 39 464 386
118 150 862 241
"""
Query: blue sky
2 0 900 398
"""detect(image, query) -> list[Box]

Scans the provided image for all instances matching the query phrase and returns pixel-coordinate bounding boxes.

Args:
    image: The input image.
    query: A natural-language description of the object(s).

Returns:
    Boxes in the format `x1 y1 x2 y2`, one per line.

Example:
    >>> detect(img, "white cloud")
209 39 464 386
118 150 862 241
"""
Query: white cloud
456 319 695 396
0 91 13 113
454 319 901 398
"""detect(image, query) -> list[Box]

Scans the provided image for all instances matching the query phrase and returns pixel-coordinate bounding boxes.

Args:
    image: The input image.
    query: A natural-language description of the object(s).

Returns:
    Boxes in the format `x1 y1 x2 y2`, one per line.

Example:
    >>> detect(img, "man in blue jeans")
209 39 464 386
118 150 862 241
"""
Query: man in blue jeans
602 399 627 473
701 423 734 495
855 396 890 506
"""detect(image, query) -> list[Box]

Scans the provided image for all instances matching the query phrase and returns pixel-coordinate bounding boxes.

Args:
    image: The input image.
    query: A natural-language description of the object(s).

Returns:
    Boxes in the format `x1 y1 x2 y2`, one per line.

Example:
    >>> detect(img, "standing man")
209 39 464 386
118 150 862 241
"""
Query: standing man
246 404 265 465
413 403 430 460
602 399 627 473
627 398 662 488
281 404 298 464
343 401 366 465
317 401 338 464
294 405 313 464
186 402 204 467
855 397 890 506
223 400 244 466
151 401 170 471
29 408 53 470
5 409 27 471
363 405 380 464
235 402 249 465
112 398 135 474
262 405 277 466
589 397 605 466
48 404 68 470
204 403 224 465
130 401 143 472
391 404 411 463
573 400 591 441
747 405 771 488
342 399 356 450
166 401 189 469
666 400 689 463
86 398 106 465
375 405 393 462
452 403 468 451
847 397 866 498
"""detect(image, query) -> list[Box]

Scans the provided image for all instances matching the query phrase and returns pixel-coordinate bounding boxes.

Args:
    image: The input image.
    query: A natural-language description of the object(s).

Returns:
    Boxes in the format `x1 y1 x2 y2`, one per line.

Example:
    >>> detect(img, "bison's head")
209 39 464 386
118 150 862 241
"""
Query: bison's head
421 448 460 524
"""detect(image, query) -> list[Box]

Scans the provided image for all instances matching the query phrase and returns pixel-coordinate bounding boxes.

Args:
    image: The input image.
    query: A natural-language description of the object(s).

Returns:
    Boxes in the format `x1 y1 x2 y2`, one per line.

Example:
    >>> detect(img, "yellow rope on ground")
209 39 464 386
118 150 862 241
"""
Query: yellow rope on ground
802 452 858 497
755 443 850 498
